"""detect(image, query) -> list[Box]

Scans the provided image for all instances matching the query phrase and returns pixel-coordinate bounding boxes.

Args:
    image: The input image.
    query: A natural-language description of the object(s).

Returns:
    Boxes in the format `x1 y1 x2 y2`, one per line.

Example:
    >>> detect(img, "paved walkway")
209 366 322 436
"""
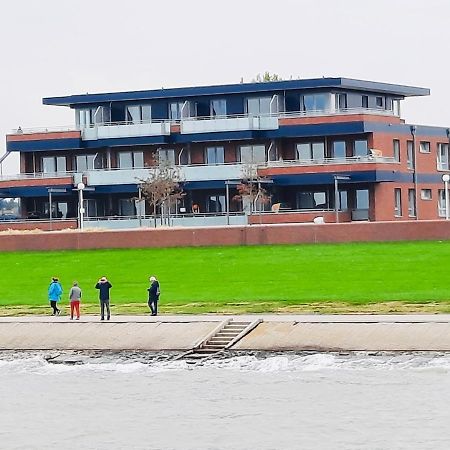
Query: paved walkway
1 313 450 323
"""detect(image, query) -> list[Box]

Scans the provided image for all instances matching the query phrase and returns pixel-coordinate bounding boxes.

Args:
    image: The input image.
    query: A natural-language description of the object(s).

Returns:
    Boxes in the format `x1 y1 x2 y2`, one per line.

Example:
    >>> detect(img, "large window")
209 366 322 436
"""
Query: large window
361 95 369 108
332 141 346 159
169 102 184 121
118 151 144 169
335 93 347 109
125 105 151 124
437 143 449 170
207 195 225 213
119 198 136 216
296 142 325 161
408 189 416 217
438 189 449 217
301 93 329 111
239 145 266 163
407 141 415 169
394 188 402 217
356 189 369 210
42 156 66 173
158 149 176 165
353 140 368 157
297 191 328 210
76 106 110 127
210 99 227 117
393 139 401 162
246 97 271 115
206 146 225 165
76 154 103 172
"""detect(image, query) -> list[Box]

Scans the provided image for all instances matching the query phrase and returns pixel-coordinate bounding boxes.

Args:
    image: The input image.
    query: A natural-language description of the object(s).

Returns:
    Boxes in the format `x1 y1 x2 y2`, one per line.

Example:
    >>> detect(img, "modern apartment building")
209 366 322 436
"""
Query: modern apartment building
2 77 450 228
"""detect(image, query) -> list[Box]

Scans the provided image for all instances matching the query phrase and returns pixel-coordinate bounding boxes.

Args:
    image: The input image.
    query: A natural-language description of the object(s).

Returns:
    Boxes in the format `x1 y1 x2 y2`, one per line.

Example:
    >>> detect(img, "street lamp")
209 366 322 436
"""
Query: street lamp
443 174 450 220
77 182 85 230
334 175 351 223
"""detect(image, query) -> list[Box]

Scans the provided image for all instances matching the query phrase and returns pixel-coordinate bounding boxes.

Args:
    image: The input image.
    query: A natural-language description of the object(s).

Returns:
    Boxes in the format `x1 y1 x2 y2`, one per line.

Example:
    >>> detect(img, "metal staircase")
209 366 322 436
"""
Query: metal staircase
178 318 261 364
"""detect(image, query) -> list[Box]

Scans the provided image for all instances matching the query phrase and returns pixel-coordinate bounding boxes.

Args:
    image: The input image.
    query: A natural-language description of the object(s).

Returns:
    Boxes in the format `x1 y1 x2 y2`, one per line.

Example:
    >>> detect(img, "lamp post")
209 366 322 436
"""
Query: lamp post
77 182 85 230
334 175 351 223
410 125 418 220
443 174 450 220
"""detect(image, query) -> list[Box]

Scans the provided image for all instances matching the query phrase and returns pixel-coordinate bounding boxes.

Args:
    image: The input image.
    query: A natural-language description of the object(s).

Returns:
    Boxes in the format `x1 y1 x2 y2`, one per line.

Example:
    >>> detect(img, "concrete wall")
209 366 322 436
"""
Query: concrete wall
234 322 450 351
0 321 218 351
0 220 450 252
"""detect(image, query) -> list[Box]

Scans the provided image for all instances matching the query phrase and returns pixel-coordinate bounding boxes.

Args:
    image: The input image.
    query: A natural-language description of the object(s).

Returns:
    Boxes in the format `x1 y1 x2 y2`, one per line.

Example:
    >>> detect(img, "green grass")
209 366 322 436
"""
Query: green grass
1 241 450 313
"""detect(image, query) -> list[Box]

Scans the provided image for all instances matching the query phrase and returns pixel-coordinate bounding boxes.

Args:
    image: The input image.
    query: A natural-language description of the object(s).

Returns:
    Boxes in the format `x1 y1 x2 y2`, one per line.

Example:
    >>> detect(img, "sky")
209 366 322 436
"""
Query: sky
0 0 449 173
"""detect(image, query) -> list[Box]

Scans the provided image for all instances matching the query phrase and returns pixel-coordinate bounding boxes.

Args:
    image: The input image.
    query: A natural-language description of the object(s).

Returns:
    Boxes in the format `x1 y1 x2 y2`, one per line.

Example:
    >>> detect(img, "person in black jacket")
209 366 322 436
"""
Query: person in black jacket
95 276 112 320
147 276 160 316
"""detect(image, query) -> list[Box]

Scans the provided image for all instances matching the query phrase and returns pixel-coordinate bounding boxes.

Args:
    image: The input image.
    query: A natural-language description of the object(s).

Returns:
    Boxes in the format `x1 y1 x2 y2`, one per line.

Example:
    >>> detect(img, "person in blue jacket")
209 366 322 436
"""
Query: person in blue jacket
48 277 63 316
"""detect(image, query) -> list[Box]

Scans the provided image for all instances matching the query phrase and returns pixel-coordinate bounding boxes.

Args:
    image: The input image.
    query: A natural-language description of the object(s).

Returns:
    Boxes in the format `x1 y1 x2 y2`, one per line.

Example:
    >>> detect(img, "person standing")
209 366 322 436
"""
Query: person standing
68 281 82 320
95 276 112 321
48 277 63 316
147 276 160 316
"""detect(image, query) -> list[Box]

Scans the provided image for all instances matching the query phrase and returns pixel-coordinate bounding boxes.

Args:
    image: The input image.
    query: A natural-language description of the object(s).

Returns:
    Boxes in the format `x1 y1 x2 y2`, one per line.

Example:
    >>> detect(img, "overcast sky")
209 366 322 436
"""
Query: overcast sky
1 0 449 173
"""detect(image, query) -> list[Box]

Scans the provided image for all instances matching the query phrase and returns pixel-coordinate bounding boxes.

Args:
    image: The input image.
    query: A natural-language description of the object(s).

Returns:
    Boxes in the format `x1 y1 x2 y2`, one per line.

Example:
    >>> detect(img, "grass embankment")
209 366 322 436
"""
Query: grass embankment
1 241 450 315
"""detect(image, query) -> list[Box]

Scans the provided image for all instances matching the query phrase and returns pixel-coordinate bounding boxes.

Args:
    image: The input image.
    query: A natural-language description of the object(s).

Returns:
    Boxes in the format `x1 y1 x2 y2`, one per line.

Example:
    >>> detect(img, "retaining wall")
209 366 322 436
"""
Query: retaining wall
0 220 450 251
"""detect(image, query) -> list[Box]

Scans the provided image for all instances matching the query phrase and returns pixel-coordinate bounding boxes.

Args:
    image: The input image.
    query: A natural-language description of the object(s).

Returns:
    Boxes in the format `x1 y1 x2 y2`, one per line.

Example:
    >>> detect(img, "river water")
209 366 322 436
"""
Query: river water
0 351 449 450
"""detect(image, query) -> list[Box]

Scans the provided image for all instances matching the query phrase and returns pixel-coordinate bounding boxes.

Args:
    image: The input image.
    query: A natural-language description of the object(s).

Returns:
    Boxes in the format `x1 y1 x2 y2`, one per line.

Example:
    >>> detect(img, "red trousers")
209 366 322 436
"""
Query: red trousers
70 301 80 319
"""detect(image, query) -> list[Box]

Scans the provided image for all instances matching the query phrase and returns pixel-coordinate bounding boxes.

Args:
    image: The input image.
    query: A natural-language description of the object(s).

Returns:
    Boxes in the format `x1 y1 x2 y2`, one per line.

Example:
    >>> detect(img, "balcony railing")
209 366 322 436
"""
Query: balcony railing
7 107 399 137
261 155 397 168
0 171 74 182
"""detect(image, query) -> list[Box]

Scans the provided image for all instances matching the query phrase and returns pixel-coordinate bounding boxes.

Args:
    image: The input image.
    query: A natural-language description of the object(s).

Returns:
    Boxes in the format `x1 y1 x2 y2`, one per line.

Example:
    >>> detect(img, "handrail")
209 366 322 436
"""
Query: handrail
0 171 74 181
8 107 399 136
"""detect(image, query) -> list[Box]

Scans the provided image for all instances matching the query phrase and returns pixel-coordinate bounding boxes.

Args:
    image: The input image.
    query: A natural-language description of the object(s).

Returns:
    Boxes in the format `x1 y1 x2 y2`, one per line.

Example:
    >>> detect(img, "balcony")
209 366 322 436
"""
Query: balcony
257 154 398 180
82 121 171 141
0 172 75 189
86 163 245 186
180 115 279 134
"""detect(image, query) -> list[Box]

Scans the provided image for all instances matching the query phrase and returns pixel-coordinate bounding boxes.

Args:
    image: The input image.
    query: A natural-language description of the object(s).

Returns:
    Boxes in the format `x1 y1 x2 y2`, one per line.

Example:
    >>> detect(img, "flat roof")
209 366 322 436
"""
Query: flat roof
43 77 430 107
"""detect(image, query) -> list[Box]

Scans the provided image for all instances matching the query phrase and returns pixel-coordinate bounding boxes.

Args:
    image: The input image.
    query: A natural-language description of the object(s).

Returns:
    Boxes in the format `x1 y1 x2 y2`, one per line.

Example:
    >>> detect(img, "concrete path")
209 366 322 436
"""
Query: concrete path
1 313 450 323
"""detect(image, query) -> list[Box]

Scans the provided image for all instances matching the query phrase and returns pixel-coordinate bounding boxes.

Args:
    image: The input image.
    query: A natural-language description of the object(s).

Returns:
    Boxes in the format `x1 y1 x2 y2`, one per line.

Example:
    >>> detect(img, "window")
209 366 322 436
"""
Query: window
118 151 144 169
76 106 110 127
210 99 227 117
301 93 329 111
335 93 347 109
354 140 368 157
296 142 325 161
42 156 66 173
339 190 348 211
437 143 449 170
169 102 184 120
125 105 151 124
206 146 224 165
207 195 225 213
119 198 136 216
420 141 430 153
438 189 449 217
356 189 369 210
246 97 271 115
297 191 328 210
76 154 103 172
376 96 384 108
407 141 415 169
158 149 176 165
408 189 416 217
239 145 266 163
361 95 369 108
393 100 401 116
393 139 401 162
332 141 346 159
421 189 432 200
385 98 393 110
394 188 402 217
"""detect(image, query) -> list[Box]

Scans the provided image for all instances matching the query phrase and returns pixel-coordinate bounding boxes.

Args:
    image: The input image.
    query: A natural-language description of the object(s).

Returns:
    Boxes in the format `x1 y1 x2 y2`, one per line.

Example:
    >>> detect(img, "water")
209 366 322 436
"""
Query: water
0 351 449 450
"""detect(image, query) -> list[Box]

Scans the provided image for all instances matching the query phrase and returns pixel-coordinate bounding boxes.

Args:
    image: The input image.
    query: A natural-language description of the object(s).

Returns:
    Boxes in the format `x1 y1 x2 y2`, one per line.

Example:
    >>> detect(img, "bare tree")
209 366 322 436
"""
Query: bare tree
233 163 271 214
139 153 184 227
